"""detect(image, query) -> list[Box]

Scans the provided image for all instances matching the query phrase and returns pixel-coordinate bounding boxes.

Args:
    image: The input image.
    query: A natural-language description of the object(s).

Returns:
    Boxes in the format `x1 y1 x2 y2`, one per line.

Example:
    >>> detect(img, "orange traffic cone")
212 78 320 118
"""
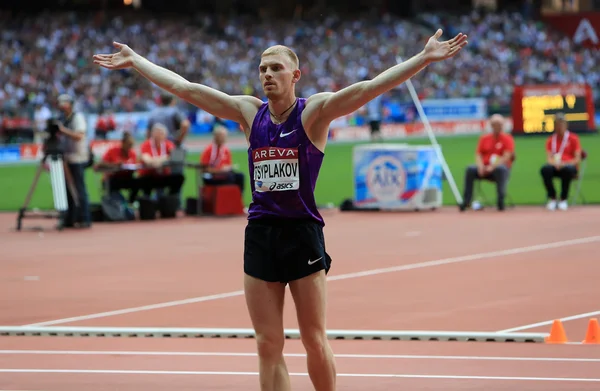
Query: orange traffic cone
545 319 568 344
582 318 600 344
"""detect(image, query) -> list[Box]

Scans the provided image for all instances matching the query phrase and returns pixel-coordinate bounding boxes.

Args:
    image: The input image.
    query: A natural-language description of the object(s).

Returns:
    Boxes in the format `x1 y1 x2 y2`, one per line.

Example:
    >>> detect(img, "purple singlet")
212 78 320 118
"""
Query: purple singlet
247 98 325 226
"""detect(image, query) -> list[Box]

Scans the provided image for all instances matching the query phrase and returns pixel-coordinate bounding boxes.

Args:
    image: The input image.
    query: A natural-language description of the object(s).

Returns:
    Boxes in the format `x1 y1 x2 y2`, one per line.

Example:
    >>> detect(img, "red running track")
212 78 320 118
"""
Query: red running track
1 206 599 389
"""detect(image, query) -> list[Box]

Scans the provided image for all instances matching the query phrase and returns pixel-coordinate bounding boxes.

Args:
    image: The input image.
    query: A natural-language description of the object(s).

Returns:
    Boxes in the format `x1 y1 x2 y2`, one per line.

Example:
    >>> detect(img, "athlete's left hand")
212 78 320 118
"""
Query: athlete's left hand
422 29 468 62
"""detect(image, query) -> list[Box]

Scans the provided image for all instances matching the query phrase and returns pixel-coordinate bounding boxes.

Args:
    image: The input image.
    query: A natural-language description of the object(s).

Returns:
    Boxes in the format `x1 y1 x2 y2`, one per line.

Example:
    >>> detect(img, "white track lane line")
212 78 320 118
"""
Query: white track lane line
1 350 600 362
1 369 600 382
23 235 600 327
498 310 600 333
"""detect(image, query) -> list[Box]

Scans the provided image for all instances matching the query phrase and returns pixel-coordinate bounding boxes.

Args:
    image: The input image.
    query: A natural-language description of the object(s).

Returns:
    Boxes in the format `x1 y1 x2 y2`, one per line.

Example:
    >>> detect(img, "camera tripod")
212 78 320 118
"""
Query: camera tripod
16 140 79 232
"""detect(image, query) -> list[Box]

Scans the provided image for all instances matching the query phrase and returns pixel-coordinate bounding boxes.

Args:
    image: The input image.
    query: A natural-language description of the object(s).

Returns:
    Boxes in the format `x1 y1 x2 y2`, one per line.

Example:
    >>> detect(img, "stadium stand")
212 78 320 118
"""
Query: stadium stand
0 7 598 140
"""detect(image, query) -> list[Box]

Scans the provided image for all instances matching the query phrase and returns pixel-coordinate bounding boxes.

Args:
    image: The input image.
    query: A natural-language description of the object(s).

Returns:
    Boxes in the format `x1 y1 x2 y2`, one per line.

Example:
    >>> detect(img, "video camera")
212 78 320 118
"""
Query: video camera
46 118 61 138
17 116 71 231
43 117 64 156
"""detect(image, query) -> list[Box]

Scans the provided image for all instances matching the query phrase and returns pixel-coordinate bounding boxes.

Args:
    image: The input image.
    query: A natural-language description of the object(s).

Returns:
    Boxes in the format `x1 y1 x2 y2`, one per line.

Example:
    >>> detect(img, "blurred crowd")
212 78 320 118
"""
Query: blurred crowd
419 11 600 108
0 8 598 119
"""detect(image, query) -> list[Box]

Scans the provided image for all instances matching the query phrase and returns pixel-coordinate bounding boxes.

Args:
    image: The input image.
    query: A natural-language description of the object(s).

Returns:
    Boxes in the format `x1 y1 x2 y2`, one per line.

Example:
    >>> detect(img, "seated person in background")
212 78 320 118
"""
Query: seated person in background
200 125 245 195
94 109 117 140
540 113 581 211
138 123 185 198
95 132 139 202
459 114 514 212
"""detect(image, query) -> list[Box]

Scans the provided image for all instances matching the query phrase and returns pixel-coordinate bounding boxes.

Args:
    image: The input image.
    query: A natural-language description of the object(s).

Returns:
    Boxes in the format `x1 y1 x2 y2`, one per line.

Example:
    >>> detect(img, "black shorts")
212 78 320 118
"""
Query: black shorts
244 218 332 284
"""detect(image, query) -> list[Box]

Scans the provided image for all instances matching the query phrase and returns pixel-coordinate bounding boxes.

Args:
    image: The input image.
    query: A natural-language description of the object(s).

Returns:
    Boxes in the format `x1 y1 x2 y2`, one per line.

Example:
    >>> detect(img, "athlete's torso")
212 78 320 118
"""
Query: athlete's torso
247 98 325 226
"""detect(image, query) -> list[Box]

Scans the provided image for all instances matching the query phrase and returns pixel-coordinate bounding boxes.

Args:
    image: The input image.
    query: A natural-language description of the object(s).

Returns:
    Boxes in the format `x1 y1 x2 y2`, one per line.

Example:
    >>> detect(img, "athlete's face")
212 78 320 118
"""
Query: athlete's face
259 54 299 98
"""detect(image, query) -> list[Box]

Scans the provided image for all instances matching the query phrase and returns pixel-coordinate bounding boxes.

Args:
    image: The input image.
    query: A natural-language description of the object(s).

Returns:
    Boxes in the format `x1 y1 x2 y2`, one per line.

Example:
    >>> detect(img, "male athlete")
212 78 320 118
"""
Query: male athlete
93 29 467 391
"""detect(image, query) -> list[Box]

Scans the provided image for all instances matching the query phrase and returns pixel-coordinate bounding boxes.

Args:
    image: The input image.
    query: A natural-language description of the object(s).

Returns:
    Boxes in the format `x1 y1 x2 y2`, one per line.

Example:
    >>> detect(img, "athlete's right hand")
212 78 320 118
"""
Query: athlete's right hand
93 42 136 70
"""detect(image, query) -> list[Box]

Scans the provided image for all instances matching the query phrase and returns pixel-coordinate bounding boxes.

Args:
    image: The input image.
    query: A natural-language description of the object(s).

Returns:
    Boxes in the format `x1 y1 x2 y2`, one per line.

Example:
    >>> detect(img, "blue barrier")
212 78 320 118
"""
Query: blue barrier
0 145 21 163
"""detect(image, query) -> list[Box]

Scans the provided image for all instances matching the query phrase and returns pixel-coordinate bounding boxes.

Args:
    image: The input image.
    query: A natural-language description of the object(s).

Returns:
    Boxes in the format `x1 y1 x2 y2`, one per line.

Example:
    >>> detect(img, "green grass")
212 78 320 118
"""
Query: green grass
1 134 599 211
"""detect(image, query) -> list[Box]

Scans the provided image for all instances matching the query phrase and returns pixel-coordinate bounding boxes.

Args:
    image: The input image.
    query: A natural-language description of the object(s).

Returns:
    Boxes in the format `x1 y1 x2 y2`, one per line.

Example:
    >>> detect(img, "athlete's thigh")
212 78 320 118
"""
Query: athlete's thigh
284 222 331 333
288 270 328 334
244 274 286 338
243 220 287 338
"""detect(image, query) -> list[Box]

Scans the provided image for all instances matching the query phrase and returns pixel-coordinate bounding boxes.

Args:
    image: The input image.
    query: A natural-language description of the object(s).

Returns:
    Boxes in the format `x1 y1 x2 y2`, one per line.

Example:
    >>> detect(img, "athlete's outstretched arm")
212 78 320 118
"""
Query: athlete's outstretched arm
313 30 467 123
93 42 262 124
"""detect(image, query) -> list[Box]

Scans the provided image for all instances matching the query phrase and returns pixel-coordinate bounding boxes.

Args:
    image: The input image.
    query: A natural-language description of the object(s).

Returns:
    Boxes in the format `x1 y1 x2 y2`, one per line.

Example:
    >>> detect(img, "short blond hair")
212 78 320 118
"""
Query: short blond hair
261 45 299 70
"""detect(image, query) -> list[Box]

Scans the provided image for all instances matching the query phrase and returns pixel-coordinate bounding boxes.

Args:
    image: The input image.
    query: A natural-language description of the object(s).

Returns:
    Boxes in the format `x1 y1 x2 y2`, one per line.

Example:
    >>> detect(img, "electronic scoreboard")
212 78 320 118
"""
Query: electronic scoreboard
511 84 596 135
